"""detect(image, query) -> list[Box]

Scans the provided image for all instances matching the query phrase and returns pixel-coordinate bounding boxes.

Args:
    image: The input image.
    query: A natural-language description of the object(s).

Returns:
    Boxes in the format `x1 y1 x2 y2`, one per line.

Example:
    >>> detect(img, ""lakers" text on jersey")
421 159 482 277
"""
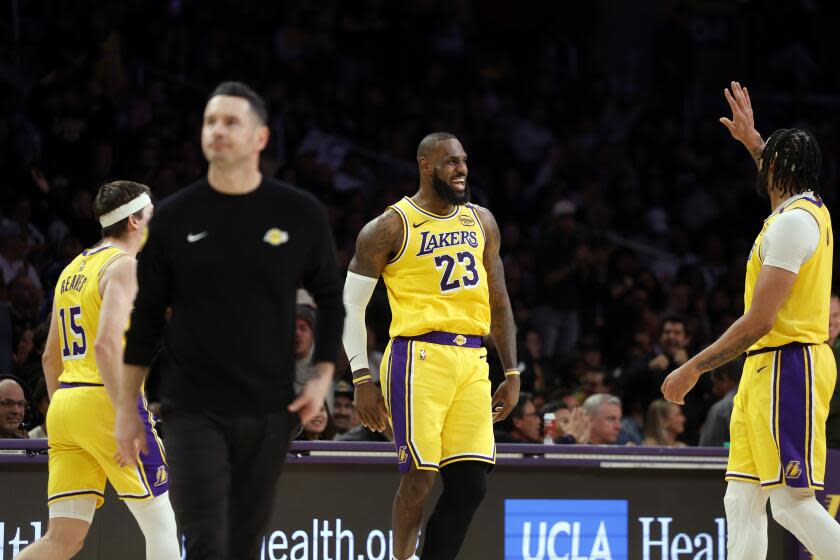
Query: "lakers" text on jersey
382 198 491 338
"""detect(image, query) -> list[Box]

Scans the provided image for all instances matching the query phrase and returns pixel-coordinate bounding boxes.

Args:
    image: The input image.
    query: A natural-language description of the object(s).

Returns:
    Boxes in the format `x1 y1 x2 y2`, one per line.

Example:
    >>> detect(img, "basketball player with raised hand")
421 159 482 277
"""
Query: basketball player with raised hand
18 181 180 560
343 132 520 560
662 82 840 558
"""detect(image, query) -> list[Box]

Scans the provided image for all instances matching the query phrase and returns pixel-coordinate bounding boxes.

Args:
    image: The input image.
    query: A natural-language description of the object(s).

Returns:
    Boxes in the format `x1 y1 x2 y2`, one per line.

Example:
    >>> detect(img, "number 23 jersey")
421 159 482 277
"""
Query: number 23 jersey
382 197 491 338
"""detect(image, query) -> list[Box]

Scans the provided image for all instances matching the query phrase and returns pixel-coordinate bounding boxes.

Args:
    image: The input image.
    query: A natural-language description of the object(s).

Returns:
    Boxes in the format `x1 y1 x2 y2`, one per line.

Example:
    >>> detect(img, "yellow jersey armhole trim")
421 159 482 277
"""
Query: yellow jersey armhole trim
95 250 128 302
97 250 128 281
387 206 409 264
468 204 486 242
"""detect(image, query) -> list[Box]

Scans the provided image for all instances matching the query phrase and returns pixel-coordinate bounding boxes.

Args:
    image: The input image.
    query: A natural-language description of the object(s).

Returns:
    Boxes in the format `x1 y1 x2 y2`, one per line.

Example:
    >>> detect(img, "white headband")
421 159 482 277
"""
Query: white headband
99 193 152 228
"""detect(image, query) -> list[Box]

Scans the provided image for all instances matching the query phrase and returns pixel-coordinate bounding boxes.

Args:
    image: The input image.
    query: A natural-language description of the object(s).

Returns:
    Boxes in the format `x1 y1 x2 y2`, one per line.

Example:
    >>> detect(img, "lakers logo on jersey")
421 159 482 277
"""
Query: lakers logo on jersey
398 446 409 464
785 460 802 479
154 465 169 487
382 198 491 338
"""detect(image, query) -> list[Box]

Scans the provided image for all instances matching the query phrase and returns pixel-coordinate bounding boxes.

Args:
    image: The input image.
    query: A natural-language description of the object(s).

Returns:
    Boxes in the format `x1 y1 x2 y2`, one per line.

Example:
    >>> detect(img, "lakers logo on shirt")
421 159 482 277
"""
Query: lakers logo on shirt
785 461 802 480
263 228 289 246
459 215 475 226
398 446 409 464
154 465 169 487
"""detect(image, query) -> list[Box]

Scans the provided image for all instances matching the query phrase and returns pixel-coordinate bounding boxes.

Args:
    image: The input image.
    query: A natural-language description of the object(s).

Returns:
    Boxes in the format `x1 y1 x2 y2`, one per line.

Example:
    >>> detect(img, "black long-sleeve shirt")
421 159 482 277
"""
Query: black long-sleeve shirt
124 177 344 415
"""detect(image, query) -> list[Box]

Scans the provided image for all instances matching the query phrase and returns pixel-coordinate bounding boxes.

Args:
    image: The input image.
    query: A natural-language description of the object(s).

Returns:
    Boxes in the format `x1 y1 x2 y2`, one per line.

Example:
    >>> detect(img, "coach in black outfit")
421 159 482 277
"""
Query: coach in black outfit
114 82 344 560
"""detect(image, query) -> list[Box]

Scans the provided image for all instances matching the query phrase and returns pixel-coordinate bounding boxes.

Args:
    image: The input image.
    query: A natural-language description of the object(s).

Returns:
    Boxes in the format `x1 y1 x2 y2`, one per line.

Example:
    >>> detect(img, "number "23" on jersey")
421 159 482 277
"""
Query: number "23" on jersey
433 251 480 293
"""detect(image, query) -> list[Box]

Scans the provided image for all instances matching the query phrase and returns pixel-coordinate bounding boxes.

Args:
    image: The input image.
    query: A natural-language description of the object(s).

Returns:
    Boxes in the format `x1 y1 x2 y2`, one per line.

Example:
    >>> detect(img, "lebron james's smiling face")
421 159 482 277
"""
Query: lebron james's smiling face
431 139 470 205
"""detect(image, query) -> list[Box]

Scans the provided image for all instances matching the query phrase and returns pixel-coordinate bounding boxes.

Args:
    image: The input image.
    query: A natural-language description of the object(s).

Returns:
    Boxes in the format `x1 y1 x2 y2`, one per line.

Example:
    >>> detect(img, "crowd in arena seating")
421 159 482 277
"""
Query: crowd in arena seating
2 0 840 448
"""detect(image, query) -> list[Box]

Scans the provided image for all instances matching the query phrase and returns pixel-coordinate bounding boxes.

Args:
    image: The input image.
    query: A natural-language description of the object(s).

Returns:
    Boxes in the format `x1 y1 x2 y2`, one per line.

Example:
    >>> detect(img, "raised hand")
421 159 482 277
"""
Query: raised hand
564 407 591 444
719 81 764 162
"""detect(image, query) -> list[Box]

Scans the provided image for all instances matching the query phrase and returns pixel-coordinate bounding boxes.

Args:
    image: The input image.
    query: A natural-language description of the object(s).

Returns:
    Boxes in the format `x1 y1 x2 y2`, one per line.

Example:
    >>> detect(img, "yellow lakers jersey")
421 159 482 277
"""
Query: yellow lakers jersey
745 195 833 350
382 197 491 338
54 244 126 383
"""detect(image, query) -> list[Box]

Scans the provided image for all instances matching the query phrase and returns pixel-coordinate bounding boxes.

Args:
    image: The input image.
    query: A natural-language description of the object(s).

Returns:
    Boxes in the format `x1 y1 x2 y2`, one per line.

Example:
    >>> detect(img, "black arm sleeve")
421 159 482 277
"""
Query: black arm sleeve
303 201 344 364
124 215 172 366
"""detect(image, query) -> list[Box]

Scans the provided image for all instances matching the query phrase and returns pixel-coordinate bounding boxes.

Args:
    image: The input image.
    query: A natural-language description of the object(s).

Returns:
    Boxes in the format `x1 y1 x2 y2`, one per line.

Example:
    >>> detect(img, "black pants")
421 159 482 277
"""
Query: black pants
163 408 294 560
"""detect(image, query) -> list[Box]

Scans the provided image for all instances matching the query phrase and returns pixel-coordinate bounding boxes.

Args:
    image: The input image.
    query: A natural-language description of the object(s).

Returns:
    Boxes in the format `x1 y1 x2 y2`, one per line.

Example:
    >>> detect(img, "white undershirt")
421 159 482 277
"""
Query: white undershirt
760 191 821 274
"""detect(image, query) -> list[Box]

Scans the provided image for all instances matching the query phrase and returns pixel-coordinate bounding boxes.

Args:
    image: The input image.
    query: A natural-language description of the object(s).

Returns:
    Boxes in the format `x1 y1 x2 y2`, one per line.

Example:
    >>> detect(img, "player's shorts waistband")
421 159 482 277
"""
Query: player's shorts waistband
59 382 105 388
745 341 820 357
395 331 482 348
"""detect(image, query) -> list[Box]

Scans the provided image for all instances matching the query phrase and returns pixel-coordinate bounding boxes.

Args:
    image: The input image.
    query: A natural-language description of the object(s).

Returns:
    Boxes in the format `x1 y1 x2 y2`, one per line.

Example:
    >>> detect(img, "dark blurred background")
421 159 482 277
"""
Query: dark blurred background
1 0 839 445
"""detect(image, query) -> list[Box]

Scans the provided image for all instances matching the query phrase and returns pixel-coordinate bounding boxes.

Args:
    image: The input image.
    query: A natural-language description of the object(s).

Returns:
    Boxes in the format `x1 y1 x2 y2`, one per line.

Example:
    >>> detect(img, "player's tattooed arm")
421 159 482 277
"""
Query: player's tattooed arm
474 205 517 370
695 334 757 373
693 264 795 373
345 209 401 433
475 205 520 422
663 263 794 404
348 208 404 279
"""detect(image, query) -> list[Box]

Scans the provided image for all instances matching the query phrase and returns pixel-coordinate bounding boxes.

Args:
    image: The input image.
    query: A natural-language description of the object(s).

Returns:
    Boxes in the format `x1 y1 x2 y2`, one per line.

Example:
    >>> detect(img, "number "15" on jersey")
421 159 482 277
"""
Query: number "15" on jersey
59 306 87 359
434 251 480 293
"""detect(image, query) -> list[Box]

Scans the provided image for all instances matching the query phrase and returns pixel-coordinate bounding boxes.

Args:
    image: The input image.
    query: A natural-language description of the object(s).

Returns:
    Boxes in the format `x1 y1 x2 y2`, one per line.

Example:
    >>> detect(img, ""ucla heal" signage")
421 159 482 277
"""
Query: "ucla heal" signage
504 499 628 560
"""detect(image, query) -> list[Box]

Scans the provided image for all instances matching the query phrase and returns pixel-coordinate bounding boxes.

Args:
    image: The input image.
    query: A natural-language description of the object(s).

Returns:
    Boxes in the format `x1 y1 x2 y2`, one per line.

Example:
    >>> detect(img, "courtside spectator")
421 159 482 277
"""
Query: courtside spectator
495 393 541 444
0 377 29 439
699 360 742 447
332 380 359 437
549 402 590 444
295 402 337 441
643 399 686 447
582 394 622 445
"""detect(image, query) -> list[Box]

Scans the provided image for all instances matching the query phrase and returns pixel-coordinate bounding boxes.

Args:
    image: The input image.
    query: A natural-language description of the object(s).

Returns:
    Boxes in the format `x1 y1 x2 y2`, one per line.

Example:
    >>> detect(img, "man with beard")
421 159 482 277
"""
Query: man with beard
331 380 358 437
342 132 520 560
619 315 711 445
663 81 840 558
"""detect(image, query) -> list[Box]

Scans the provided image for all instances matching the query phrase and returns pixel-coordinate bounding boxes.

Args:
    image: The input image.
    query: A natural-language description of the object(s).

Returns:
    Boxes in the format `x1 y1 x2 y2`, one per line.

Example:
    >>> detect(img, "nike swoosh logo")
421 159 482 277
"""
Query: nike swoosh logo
412 220 429 228
757 365 768 373
348 354 359 364
187 232 208 243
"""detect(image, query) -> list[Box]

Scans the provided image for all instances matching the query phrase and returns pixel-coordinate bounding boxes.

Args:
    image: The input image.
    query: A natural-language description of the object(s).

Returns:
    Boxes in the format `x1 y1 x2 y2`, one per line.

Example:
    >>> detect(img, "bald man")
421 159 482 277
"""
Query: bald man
0 378 28 438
